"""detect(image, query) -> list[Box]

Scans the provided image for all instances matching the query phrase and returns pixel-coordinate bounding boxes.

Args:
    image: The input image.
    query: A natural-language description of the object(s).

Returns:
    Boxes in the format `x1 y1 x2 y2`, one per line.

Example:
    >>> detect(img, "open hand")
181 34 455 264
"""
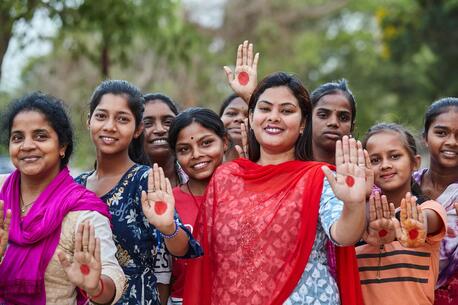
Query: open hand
363 192 396 246
223 40 259 103
394 192 426 248
235 118 249 158
58 221 102 296
322 136 366 206
0 200 12 261
141 163 175 234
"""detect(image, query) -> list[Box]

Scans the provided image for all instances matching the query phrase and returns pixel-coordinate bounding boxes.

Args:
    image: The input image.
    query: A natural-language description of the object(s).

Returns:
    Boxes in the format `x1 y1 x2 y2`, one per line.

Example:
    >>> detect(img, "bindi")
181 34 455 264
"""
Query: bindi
345 176 355 187
80 264 90 275
408 229 419 240
154 201 167 215
238 71 249 86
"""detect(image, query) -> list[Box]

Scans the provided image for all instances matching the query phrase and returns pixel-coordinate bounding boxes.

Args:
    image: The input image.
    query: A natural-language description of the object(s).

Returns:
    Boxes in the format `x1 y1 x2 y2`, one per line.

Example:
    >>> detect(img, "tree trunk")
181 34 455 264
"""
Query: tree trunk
0 13 13 84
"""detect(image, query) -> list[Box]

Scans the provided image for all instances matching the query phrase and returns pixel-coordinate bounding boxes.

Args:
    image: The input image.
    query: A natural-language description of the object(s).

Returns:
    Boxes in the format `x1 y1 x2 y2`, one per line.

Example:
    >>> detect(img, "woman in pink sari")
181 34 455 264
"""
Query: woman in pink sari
0 92 125 305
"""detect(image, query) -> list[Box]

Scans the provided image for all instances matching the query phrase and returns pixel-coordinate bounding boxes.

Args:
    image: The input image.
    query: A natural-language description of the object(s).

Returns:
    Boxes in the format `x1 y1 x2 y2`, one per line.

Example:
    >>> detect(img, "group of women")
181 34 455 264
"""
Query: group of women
0 40 456 305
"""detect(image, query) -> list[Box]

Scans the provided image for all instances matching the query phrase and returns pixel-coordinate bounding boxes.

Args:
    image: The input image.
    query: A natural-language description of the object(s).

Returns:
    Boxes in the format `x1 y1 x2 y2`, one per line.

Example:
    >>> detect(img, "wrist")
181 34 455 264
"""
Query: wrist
159 221 177 236
86 278 103 299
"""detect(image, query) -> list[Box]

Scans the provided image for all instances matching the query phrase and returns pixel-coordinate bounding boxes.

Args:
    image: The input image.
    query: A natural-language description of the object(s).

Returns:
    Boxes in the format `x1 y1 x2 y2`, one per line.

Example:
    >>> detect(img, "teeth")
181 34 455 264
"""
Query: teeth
23 157 39 162
265 127 282 133
442 151 457 157
152 139 168 145
193 162 209 169
101 136 116 143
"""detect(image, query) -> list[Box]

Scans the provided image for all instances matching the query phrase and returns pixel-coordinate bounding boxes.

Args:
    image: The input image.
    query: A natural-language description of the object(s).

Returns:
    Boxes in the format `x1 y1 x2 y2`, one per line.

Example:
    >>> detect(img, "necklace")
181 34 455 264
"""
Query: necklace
20 192 34 214
186 182 201 209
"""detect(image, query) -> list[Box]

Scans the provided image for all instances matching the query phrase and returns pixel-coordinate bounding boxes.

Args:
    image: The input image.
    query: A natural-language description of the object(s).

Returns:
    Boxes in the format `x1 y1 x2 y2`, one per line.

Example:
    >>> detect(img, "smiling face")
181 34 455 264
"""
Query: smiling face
175 122 226 182
250 86 305 157
9 110 66 179
312 93 353 154
88 93 142 157
143 100 177 160
220 97 248 145
366 131 420 194
424 109 458 170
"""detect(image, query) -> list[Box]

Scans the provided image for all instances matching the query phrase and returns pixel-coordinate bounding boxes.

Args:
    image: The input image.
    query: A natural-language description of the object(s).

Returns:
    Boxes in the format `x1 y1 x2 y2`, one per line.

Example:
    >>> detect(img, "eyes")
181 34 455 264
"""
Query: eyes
257 106 295 114
316 110 351 122
370 153 402 165
10 132 50 143
143 118 174 129
176 138 215 155
93 112 132 124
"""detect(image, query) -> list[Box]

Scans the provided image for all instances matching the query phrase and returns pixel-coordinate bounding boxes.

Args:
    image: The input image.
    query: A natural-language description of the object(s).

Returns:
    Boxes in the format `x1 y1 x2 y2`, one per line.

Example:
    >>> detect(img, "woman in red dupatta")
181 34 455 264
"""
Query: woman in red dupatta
184 72 366 305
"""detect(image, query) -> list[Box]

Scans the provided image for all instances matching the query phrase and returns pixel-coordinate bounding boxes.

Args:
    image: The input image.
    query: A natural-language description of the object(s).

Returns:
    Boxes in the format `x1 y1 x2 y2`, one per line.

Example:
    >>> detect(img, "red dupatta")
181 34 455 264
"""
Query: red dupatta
183 158 363 305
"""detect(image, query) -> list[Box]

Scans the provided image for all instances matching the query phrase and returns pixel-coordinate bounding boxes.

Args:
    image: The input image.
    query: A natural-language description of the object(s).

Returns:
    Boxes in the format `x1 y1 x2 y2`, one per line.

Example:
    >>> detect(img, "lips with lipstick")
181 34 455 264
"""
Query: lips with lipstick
379 172 396 181
264 125 284 135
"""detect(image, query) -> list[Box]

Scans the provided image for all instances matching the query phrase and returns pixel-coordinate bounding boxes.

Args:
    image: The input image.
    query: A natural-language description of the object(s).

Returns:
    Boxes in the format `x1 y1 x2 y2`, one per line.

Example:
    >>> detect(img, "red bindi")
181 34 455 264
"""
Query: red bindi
345 176 355 187
154 201 167 215
238 71 249 86
80 264 90 275
408 229 419 240
378 229 388 237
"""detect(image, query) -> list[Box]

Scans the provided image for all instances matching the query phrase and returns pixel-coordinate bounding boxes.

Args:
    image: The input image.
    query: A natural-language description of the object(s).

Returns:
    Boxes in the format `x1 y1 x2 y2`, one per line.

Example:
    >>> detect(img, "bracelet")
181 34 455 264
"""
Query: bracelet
88 278 104 300
161 220 180 239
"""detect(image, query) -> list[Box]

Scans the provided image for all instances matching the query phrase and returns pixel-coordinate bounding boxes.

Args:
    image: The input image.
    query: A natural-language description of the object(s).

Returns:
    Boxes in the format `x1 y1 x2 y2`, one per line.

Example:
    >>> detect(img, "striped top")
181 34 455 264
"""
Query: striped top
356 200 447 305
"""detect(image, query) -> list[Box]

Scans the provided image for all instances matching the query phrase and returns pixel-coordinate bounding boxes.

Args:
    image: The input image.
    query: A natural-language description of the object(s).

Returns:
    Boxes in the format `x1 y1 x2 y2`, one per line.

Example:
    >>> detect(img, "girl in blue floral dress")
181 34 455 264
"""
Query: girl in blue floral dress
75 80 202 305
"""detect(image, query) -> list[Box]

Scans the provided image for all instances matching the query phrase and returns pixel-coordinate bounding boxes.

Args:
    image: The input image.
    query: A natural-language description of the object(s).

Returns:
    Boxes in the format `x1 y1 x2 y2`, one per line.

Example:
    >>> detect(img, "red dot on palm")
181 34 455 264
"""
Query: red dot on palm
238 72 249 86
378 229 388 237
80 264 90 275
345 176 355 187
154 201 167 215
408 229 419 240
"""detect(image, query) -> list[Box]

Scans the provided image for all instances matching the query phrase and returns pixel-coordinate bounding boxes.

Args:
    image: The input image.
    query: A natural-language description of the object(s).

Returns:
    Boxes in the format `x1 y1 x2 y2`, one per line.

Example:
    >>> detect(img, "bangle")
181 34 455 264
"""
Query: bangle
161 220 180 239
88 278 104 300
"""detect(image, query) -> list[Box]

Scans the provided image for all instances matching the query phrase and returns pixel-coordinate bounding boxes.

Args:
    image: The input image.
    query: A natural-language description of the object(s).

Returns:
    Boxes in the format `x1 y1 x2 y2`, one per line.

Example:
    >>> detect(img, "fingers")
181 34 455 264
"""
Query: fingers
417 206 424 224
322 166 336 190
400 198 407 223
82 221 90 252
393 217 403 240
368 195 376 222
57 250 72 269
247 42 253 66
389 202 396 219
75 222 84 253
0 200 4 226
165 177 173 196
405 193 412 219
242 40 248 66
357 141 365 167
364 149 372 169
153 163 160 193
141 190 149 210
241 120 249 155
374 192 383 219
342 135 350 164
147 168 154 195
253 52 259 71
159 165 166 193
223 66 234 82
381 195 390 219
235 145 246 158
335 139 344 167
236 44 243 67
349 137 357 165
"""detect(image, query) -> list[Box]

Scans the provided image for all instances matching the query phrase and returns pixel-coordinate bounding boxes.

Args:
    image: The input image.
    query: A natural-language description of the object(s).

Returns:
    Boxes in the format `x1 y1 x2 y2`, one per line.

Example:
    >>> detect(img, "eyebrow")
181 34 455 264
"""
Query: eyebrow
315 107 351 113
176 133 215 146
432 125 450 130
258 100 297 107
95 108 133 116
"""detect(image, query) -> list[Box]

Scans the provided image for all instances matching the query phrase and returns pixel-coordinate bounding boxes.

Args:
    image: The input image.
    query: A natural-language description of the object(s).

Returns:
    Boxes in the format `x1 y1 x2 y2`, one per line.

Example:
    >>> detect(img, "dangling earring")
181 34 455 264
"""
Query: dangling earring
60 152 65 159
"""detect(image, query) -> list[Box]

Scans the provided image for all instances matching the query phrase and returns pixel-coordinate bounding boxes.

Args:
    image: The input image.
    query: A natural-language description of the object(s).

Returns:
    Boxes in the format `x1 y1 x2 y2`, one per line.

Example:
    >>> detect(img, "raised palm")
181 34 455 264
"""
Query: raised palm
224 40 259 103
57 221 101 294
323 136 366 206
0 200 11 261
363 192 396 246
394 193 426 248
141 163 175 232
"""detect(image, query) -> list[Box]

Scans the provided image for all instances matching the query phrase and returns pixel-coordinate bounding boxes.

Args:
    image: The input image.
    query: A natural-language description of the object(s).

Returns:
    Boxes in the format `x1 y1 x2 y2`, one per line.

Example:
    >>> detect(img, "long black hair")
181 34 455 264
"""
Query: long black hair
247 72 313 162
143 93 179 115
89 80 146 164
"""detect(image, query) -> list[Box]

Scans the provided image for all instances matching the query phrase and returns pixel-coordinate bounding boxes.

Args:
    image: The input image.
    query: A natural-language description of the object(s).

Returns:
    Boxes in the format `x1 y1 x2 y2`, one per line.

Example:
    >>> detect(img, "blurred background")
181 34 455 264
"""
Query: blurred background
1 0 457 170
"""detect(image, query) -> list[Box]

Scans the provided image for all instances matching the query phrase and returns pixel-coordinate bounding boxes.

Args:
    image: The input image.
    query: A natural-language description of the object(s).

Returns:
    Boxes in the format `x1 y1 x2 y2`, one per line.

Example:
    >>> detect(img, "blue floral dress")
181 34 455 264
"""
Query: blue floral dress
75 164 202 305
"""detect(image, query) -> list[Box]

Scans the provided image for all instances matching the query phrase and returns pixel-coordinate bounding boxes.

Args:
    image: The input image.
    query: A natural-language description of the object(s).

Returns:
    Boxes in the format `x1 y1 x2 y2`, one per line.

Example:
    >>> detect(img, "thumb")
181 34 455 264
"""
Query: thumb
235 145 245 158
223 66 234 82
57 250 72 270
321 166 337 190
393 218 403 241
141 190 149 212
